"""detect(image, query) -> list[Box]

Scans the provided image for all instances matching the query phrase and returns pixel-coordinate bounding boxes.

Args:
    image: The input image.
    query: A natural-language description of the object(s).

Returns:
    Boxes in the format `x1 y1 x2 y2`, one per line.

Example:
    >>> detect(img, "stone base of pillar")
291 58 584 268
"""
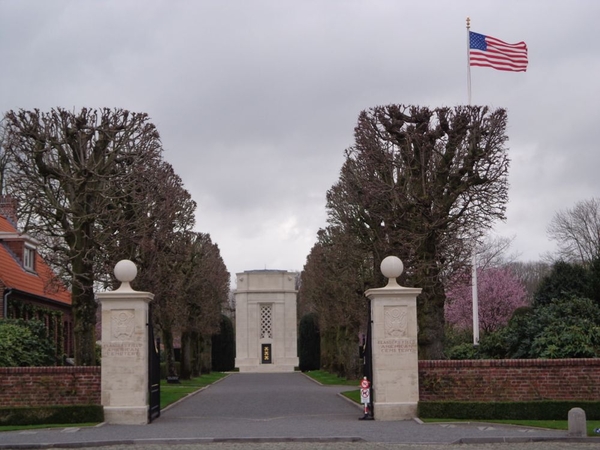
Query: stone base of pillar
103 406 149 425
373 402 418 421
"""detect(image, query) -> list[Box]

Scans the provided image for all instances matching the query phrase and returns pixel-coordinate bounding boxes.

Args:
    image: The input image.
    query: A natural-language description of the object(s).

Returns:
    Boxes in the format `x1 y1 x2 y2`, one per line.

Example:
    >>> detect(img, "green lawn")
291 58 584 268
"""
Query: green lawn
0 423 98 432
342 389 361 403
303 370 360 386
422 418 600 437
160 372 228 409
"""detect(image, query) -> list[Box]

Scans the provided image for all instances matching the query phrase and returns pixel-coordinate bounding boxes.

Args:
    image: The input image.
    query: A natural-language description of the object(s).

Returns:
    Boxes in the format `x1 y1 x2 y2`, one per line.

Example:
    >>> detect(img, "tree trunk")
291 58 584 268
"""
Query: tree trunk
162 328 178 378
319 325 359 378
200 334 212 374
179 331 192 380
414 233 446 360
71 262 97 366
416 280 446 359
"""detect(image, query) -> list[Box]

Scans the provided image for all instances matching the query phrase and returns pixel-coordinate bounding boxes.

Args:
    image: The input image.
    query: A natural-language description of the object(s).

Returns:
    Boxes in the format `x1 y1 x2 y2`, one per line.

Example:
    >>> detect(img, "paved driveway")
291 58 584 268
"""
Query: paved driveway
160 372 359 427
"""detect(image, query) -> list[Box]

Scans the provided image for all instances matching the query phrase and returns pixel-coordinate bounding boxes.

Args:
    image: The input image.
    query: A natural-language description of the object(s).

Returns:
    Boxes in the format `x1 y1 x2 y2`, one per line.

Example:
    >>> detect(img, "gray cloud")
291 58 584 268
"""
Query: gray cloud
2 0 599 283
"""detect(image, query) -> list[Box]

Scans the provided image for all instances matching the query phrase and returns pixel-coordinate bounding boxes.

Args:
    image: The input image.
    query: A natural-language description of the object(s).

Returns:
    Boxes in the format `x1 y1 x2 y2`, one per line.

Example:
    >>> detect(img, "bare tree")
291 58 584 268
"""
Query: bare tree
547 197 600 265
299 226 373 378
3 108 164 365
180 233 230 378
324 105 510 359
102 161 198 377
475 234 518 270
506 260 550 303
134 229 192 378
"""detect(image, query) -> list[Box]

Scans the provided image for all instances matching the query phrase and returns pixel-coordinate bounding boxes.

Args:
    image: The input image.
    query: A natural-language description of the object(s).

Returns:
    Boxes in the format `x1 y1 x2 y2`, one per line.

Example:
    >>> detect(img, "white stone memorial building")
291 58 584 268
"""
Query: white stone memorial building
234 270 299 372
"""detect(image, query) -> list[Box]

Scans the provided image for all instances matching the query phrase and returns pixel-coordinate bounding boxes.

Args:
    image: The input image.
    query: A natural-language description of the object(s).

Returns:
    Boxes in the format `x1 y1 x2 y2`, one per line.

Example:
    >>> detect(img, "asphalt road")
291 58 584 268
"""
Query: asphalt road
0 372 597 449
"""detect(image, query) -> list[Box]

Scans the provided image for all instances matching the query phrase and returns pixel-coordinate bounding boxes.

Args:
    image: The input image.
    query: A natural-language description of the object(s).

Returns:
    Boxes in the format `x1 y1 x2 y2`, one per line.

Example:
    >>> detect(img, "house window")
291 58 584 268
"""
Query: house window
23 246 35 271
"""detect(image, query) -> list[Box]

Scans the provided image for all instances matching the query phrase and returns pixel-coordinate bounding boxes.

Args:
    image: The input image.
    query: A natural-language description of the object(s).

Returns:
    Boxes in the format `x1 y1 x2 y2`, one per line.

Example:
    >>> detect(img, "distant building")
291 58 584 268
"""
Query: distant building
0 196 73 360
235 270 299 372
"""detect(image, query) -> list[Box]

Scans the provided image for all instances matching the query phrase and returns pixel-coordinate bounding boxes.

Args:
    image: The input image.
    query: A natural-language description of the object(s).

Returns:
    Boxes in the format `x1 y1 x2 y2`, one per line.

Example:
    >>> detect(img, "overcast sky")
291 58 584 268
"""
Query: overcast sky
1 1 599 286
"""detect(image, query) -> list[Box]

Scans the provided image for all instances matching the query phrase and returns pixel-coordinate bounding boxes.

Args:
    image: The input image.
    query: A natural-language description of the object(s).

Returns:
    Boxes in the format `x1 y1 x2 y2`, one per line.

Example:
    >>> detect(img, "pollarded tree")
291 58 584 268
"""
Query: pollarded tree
325 105 510 358
3 108 164 365
180 233 230 378
300 226 372 378
129 229 192 378
547 198 600 266
100 159 197 283
97 158 198 377
445 267 528 333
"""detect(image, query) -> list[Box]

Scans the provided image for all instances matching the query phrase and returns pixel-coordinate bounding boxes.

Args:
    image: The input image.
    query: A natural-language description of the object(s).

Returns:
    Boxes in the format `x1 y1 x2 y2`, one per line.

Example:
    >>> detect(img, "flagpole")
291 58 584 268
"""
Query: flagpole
466 17 472 105
472 252 479 345
467 16 479 346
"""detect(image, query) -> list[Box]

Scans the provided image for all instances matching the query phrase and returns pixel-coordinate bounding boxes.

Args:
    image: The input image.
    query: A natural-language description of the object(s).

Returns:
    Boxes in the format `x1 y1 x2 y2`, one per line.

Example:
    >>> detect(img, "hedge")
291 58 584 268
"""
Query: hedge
418 401 600 420
0 404 104 426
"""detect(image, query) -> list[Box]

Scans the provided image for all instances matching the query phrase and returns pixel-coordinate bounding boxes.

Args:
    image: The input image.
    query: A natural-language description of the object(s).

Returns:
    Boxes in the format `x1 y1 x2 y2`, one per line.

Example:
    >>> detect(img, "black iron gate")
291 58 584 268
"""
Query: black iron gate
148 309 161 422
363 298 374 419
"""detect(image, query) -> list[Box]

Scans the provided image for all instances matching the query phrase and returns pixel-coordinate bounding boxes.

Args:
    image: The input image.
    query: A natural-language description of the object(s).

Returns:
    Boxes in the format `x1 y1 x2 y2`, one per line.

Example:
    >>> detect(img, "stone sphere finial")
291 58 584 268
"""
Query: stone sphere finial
381 256 403 288
114 259 137 291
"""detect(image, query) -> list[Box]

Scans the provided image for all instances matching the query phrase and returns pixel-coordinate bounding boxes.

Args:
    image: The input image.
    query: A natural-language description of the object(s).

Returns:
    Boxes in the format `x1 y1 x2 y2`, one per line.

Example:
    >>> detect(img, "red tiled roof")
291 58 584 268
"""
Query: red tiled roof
0 216 71 305
0 216 16 232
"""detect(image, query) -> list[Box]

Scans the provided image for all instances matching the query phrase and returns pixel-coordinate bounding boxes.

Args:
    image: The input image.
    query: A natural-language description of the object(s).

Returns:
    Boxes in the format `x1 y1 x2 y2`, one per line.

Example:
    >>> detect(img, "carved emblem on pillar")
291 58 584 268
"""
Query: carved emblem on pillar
384 306 407 338
111 310 135 340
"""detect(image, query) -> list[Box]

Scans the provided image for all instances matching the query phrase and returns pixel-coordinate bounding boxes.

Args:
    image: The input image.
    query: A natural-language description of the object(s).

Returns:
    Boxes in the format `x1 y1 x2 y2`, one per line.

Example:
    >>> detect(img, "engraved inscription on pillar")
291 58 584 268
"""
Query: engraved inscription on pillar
384 306 407 338
111 310 135 340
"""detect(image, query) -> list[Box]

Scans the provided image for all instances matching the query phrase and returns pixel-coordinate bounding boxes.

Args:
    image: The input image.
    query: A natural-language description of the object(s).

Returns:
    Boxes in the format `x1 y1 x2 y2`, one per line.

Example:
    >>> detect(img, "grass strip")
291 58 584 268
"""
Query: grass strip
160 372 228 409
422 418 600 437
342 389 361 403
303 370 360 386
0 423 98 432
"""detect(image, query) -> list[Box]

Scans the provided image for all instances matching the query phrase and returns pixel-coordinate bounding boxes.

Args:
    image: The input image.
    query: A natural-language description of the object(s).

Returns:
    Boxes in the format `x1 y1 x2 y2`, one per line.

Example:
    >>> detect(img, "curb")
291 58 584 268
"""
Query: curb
0 436 366 449
455 436 600 444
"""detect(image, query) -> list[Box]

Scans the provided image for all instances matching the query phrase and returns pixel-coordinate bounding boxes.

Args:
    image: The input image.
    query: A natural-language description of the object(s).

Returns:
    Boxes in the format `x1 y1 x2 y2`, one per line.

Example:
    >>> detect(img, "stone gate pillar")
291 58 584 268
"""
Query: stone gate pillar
365 256 422 420
97 260 154 425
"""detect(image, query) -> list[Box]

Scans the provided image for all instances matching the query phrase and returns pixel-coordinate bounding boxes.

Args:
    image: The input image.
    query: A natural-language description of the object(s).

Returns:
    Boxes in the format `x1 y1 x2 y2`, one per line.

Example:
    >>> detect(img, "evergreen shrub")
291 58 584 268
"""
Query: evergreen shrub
0 405 104 426
418 401 600 420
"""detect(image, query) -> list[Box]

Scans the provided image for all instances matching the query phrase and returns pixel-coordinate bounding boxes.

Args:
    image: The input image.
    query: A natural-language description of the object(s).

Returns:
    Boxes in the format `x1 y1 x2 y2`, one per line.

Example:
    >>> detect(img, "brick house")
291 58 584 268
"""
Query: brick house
0 196 74 360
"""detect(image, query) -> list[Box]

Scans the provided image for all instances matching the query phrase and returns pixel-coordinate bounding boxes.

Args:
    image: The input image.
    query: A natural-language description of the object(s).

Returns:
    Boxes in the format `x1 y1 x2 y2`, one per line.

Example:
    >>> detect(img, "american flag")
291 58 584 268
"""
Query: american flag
469 31 528 72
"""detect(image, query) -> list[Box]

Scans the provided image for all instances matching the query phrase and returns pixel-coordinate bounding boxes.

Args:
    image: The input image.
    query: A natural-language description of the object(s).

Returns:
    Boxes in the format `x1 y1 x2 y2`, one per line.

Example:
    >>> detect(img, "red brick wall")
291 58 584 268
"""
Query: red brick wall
0 367 101 408
0 283 5 319
419 359 600 402
3 360 600 408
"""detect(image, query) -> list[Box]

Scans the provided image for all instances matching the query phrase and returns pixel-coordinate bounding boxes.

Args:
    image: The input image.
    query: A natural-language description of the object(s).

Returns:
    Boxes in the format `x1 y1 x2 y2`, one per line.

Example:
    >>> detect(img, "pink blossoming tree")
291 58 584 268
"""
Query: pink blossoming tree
445 267 528 333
